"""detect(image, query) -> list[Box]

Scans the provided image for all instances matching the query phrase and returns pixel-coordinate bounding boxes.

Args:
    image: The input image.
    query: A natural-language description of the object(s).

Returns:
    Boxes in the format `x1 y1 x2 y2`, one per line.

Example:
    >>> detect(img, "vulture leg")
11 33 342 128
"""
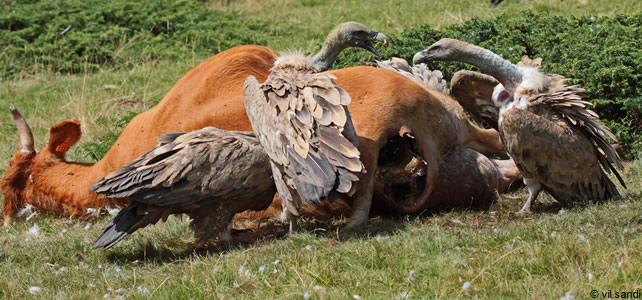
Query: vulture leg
288 210 299 233
518 178 542 215
278 204 299 233
190 202 234 249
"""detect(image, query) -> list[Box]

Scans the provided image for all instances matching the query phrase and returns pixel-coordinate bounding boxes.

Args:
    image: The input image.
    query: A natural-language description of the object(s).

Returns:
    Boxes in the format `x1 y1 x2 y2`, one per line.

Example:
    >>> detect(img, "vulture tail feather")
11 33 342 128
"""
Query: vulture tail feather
92 205 143 250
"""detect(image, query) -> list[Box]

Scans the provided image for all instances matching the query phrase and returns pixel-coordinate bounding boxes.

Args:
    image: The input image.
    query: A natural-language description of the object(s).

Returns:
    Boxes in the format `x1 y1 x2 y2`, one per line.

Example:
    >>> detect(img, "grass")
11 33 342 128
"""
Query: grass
0 0 641 298
0 58 203 170
0 160 639 298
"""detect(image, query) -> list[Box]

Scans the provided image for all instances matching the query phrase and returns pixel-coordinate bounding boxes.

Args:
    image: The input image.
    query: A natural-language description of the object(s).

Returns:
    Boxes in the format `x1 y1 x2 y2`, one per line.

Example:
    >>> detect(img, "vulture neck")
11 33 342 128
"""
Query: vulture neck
309 31 346 72
453 45 522 95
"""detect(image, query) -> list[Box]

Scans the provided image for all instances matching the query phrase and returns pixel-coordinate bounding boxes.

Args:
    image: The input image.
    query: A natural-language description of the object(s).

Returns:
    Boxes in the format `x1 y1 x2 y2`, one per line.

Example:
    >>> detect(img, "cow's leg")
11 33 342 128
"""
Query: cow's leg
492 158 522 192
463 125 505 156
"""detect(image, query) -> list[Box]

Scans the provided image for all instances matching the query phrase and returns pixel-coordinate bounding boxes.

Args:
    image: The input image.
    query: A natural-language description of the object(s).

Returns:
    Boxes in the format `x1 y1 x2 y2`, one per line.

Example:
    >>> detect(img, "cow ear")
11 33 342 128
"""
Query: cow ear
48 120 82 154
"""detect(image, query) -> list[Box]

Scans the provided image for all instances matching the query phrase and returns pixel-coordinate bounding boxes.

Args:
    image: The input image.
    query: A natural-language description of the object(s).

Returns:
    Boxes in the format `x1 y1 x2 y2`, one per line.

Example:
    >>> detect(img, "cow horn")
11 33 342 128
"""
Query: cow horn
10 106 35 153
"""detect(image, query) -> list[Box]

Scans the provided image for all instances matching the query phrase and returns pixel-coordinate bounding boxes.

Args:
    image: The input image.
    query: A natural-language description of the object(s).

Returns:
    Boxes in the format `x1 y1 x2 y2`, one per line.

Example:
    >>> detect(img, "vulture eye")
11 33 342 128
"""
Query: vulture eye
428 45 442 54
353 30 369 39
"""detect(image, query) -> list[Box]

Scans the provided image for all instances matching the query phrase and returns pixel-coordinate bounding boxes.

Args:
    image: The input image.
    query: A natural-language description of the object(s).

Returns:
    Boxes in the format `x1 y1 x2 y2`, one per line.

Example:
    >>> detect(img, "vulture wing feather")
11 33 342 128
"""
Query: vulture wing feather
501 109 620 205
92 127 275 250
91 127 273 206
527 86 625 187
243 57 364 213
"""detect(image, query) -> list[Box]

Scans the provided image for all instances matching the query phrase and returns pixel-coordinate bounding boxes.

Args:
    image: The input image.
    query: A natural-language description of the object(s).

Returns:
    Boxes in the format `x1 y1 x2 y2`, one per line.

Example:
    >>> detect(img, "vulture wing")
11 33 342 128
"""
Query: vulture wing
527 86 625 188
91 127 275 249
92 127 273 204
500 108 621 205
244 70 364 215
450 70 501 129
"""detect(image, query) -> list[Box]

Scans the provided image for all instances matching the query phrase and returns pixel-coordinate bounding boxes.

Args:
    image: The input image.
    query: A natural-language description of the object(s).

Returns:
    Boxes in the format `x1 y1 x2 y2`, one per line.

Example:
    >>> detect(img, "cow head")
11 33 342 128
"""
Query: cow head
2 107 82 226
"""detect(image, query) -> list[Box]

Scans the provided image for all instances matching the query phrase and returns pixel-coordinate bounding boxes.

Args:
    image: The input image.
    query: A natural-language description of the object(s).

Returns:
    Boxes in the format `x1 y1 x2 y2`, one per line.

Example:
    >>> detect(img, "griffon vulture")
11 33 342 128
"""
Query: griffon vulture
413 38 625 214
243 22 387 230
91 127 275 249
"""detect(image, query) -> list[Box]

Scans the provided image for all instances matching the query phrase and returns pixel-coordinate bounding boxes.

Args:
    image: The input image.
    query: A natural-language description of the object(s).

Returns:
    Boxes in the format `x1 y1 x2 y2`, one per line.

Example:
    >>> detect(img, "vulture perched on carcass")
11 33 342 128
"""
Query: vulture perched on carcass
413 38 626 214
91 127 275 249
243 22 387 231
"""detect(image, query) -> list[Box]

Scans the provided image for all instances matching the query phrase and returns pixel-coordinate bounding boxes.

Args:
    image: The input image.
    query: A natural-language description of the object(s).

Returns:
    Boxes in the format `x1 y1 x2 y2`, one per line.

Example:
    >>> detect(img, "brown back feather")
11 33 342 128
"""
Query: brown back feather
91 127 274 203
244 59 364 212
527 85 626 188
371 57 449 93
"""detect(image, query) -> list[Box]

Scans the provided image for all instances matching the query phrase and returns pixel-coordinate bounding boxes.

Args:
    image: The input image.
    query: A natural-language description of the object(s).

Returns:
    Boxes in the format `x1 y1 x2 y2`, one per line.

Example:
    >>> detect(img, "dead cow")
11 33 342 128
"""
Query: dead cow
2 45 518 227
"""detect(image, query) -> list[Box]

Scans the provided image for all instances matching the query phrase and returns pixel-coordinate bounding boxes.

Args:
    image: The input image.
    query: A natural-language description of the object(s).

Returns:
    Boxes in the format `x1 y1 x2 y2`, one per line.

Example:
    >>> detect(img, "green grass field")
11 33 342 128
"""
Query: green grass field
0 165 640 298
0 0 640 298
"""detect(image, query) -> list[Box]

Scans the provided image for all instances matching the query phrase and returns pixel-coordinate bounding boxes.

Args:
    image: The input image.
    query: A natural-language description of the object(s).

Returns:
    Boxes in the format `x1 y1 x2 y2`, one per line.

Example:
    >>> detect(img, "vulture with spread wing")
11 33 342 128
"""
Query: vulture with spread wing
446 57 543 129
414 38 625 214
244 22 387 230
91 127 275 249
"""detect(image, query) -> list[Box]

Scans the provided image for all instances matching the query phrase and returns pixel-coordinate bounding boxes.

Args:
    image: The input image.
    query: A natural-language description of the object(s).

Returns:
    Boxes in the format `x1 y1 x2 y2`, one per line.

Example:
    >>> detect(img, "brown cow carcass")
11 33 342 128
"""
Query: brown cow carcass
2 45 518 228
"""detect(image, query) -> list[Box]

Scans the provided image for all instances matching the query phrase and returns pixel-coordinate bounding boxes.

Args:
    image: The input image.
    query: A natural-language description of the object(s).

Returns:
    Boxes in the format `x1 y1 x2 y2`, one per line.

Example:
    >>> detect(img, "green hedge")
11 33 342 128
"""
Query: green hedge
336 11 642 158
4 3 638 158
0 0 267 78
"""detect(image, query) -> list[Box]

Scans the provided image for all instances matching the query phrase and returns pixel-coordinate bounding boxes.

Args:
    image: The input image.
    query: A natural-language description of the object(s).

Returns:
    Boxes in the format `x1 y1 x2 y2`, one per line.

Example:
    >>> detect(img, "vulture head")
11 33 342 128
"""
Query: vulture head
310 22 388 71
334 21 388 56
412 38 464 64
491 83 511 108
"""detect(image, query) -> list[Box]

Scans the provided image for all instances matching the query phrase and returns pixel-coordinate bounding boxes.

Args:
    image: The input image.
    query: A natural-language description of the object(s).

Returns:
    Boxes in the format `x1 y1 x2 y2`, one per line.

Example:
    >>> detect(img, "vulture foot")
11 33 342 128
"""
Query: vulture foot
289 217 298 233
281 209 299 233
220 223 234 249
518 178 543 215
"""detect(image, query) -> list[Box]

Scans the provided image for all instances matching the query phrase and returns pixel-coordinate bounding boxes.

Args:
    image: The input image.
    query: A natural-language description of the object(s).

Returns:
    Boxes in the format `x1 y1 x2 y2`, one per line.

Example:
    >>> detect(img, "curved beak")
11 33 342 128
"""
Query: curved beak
361 31 388 57
9 106 35 153
412 49 428 65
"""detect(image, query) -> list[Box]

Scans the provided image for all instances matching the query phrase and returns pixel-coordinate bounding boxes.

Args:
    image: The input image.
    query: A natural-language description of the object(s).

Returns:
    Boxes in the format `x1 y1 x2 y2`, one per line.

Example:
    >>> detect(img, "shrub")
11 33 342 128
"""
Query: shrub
0 0 267 79
5 4 639 158
337 11 642 158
